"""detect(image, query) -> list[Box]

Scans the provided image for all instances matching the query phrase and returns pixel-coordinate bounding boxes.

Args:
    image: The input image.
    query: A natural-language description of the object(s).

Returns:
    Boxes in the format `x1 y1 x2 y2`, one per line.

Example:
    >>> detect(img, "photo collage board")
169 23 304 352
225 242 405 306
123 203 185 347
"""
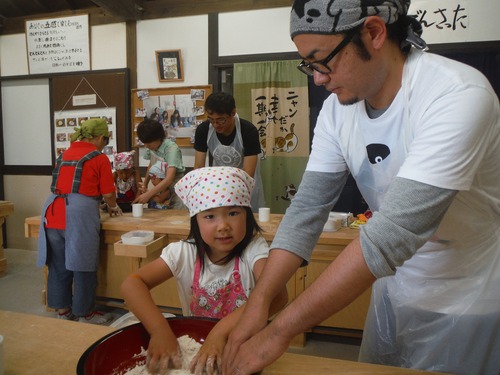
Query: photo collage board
54 107 117 164
131 85 212 167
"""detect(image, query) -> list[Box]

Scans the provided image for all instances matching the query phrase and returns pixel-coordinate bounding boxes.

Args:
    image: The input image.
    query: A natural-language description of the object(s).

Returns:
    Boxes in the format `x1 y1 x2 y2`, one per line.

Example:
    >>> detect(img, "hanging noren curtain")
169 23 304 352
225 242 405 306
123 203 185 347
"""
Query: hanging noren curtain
234 60 309 214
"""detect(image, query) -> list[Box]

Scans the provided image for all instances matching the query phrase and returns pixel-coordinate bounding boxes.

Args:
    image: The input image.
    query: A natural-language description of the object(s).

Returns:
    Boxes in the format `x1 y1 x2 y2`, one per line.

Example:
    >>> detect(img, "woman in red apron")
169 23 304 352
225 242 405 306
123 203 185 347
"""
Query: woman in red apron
120 167 288 375
38 118 122 325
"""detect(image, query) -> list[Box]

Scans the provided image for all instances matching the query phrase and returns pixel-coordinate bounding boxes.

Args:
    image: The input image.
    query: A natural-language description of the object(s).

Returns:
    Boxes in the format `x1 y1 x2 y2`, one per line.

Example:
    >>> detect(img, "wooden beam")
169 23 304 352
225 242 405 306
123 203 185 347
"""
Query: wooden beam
126 20 138 89
91 0 144 21
141 0 293 20
1 7 124 34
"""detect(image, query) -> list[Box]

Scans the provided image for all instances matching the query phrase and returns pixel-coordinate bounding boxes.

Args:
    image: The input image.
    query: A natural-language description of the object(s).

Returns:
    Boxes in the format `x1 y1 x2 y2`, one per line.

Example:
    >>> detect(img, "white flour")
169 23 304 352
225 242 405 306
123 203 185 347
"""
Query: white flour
121 335 212 375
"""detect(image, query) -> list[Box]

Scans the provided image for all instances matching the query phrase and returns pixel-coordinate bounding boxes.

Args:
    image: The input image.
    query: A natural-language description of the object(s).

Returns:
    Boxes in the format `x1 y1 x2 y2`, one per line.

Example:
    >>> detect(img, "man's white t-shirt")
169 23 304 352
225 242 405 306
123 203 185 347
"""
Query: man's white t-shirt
309 49 499 258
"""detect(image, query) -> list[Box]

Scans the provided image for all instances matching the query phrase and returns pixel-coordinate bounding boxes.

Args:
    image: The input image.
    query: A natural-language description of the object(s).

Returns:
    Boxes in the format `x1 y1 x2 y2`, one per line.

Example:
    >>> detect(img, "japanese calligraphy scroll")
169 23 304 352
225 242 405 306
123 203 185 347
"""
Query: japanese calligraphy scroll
234 60 309 214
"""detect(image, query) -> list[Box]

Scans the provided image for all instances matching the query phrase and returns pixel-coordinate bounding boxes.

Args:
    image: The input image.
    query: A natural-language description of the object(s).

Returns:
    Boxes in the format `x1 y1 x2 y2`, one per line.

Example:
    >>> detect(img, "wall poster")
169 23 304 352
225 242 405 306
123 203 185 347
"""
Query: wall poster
25 14 90 74
54 107 117 164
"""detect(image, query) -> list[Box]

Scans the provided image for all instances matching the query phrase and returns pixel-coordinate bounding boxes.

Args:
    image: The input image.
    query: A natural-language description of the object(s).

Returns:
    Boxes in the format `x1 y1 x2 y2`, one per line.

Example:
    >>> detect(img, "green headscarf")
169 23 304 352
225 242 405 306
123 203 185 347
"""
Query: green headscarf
70 118 109 142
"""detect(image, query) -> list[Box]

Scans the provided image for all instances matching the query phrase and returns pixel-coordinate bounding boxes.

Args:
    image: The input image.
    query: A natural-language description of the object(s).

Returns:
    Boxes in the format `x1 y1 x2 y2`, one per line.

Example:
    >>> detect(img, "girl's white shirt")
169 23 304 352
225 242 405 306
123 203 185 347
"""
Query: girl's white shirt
160 235 269 316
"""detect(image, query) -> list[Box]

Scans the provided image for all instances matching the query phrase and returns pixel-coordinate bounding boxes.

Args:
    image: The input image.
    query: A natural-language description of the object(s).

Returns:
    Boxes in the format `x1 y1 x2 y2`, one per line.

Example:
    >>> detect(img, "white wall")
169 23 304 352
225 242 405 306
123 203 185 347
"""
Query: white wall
91 23 128 70
219 8 296 56
0 34 29 76
136 15 209 88
2 79 52 165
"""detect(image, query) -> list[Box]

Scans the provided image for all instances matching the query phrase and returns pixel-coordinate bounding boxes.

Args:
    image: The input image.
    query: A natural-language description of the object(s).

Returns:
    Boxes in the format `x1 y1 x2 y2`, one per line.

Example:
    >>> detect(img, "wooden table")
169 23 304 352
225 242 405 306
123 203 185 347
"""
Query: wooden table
0 310 443 374
25 209 366 345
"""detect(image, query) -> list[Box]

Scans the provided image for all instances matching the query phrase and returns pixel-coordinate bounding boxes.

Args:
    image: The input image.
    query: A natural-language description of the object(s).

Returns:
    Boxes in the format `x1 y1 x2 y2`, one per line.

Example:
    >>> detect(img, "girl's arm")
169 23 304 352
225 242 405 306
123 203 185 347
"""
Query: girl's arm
189 258 288 375
120 258 182 373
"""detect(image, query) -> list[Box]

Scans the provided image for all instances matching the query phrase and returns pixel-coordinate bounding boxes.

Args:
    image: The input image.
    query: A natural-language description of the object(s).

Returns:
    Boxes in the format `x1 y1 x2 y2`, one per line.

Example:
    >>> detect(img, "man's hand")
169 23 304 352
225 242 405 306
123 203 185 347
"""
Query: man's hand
222 301 269 374
223 322 290 375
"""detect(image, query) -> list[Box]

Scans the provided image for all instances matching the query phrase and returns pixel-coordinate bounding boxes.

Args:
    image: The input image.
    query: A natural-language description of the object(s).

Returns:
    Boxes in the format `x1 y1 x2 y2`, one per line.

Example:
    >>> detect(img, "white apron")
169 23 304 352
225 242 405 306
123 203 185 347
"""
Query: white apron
208 114 265 212
338 51 500 374
148 149 184 209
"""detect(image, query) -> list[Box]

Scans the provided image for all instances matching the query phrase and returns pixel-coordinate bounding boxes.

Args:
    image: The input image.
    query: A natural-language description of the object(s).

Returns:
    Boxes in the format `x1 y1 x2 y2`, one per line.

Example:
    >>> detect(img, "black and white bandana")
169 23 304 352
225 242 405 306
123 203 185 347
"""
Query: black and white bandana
290 0 410 36
290 0 426 50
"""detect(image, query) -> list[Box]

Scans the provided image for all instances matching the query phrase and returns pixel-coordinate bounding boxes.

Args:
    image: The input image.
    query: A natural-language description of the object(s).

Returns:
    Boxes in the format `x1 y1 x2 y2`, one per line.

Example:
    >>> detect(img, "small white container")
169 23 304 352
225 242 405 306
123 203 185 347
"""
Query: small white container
121 230 154 245
329 212 353 227
258 207 270 222
132 203 143 217
323 217 342 232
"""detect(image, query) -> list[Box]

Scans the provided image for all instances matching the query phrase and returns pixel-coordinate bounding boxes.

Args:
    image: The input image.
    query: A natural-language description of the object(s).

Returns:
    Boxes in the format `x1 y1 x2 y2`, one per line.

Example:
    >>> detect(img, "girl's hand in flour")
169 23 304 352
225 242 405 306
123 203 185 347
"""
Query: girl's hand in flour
146 331 182 374
189 334 225 375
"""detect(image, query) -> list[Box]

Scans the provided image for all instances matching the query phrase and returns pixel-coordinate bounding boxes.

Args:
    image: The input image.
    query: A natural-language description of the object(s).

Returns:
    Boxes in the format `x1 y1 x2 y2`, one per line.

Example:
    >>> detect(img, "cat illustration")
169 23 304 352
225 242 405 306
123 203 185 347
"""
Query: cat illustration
273 123 298 153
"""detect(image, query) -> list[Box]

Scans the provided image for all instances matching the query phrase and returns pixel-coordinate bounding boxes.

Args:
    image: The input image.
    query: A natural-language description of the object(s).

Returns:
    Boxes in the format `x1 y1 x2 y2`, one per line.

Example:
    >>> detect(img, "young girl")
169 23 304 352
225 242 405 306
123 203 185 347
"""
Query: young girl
146 161 172 209
169 109 183 129
113 151 142 210
120 167 288 375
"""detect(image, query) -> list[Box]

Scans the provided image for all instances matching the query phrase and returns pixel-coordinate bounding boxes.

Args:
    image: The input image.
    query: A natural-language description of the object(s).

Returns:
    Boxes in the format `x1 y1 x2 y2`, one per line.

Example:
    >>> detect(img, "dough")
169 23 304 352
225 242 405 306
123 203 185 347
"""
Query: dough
123 335 210 375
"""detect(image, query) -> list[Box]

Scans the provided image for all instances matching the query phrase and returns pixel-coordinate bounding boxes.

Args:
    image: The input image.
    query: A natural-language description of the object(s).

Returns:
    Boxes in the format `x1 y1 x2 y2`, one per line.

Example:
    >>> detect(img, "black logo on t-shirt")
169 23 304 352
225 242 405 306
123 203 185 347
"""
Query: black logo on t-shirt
366 143 390 164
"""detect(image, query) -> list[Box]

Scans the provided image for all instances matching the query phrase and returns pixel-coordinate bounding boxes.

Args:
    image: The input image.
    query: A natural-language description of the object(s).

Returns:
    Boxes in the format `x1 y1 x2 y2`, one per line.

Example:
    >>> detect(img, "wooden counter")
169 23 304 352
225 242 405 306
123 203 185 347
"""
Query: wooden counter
25 209 367 345
0 310 443 375
0 201 14 277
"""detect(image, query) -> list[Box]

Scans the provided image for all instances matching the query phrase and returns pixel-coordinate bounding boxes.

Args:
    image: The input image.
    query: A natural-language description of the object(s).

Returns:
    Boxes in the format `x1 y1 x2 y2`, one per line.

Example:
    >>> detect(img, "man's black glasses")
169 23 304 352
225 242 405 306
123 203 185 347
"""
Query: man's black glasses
297 29 357 76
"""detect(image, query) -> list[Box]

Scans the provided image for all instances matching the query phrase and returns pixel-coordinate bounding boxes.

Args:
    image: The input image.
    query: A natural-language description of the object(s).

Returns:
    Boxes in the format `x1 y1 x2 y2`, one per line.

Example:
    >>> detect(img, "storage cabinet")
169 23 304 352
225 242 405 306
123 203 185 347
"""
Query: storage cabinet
305 247 371 331
1 201 15 277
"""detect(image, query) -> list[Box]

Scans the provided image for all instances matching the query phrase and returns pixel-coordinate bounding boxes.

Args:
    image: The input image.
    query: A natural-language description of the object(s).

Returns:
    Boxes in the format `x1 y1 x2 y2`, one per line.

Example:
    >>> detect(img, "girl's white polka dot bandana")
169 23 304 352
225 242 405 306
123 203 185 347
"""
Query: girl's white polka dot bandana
175 167 255 217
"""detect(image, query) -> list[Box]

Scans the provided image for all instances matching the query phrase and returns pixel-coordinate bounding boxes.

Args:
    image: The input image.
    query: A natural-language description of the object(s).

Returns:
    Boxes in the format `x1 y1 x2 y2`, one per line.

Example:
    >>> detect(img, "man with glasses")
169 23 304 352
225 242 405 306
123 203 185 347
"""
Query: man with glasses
223 1 500 374
194 91 265 212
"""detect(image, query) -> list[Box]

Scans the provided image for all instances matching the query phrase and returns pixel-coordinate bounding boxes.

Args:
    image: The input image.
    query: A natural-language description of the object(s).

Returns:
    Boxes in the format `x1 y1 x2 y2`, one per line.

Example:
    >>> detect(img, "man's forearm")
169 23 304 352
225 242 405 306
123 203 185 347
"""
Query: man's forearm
247 249 302 311
271 237 375 340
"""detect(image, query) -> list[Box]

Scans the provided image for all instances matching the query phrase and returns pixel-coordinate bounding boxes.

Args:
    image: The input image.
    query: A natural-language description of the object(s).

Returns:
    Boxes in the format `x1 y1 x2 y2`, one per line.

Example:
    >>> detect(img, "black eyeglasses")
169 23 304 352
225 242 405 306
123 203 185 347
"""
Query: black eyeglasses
103 136 110 146
297 29 357 76
208 115 230 125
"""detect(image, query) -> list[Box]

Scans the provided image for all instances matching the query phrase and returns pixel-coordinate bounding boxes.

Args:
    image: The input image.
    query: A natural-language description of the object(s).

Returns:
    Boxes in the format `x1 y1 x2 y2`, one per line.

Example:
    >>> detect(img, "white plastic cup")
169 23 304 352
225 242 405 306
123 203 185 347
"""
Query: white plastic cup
132 203 143 217
0 334 4 375
258 207 270 222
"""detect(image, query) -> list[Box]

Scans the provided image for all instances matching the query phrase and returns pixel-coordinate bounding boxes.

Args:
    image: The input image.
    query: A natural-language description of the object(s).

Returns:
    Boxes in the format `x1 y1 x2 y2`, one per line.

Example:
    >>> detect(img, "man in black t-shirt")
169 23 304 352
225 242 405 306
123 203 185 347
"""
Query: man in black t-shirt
194 92 264 210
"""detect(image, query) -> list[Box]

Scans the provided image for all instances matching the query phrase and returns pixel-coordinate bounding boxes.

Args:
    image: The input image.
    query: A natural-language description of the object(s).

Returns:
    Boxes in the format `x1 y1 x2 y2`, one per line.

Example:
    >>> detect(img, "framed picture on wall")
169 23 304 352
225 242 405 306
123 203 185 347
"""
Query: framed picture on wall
156 50 184 82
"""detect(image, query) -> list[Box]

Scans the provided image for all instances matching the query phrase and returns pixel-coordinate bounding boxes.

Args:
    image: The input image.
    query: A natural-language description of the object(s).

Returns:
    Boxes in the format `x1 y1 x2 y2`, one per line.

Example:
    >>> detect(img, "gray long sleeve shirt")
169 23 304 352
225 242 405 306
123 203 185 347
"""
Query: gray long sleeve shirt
270 170 457 278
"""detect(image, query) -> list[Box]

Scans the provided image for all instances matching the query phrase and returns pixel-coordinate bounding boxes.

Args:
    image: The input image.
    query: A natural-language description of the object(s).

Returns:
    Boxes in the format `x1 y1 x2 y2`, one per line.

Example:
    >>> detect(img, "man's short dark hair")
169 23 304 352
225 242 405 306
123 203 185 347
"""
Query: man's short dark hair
204 92 236 116
350 16 412 62
136 118 165 143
